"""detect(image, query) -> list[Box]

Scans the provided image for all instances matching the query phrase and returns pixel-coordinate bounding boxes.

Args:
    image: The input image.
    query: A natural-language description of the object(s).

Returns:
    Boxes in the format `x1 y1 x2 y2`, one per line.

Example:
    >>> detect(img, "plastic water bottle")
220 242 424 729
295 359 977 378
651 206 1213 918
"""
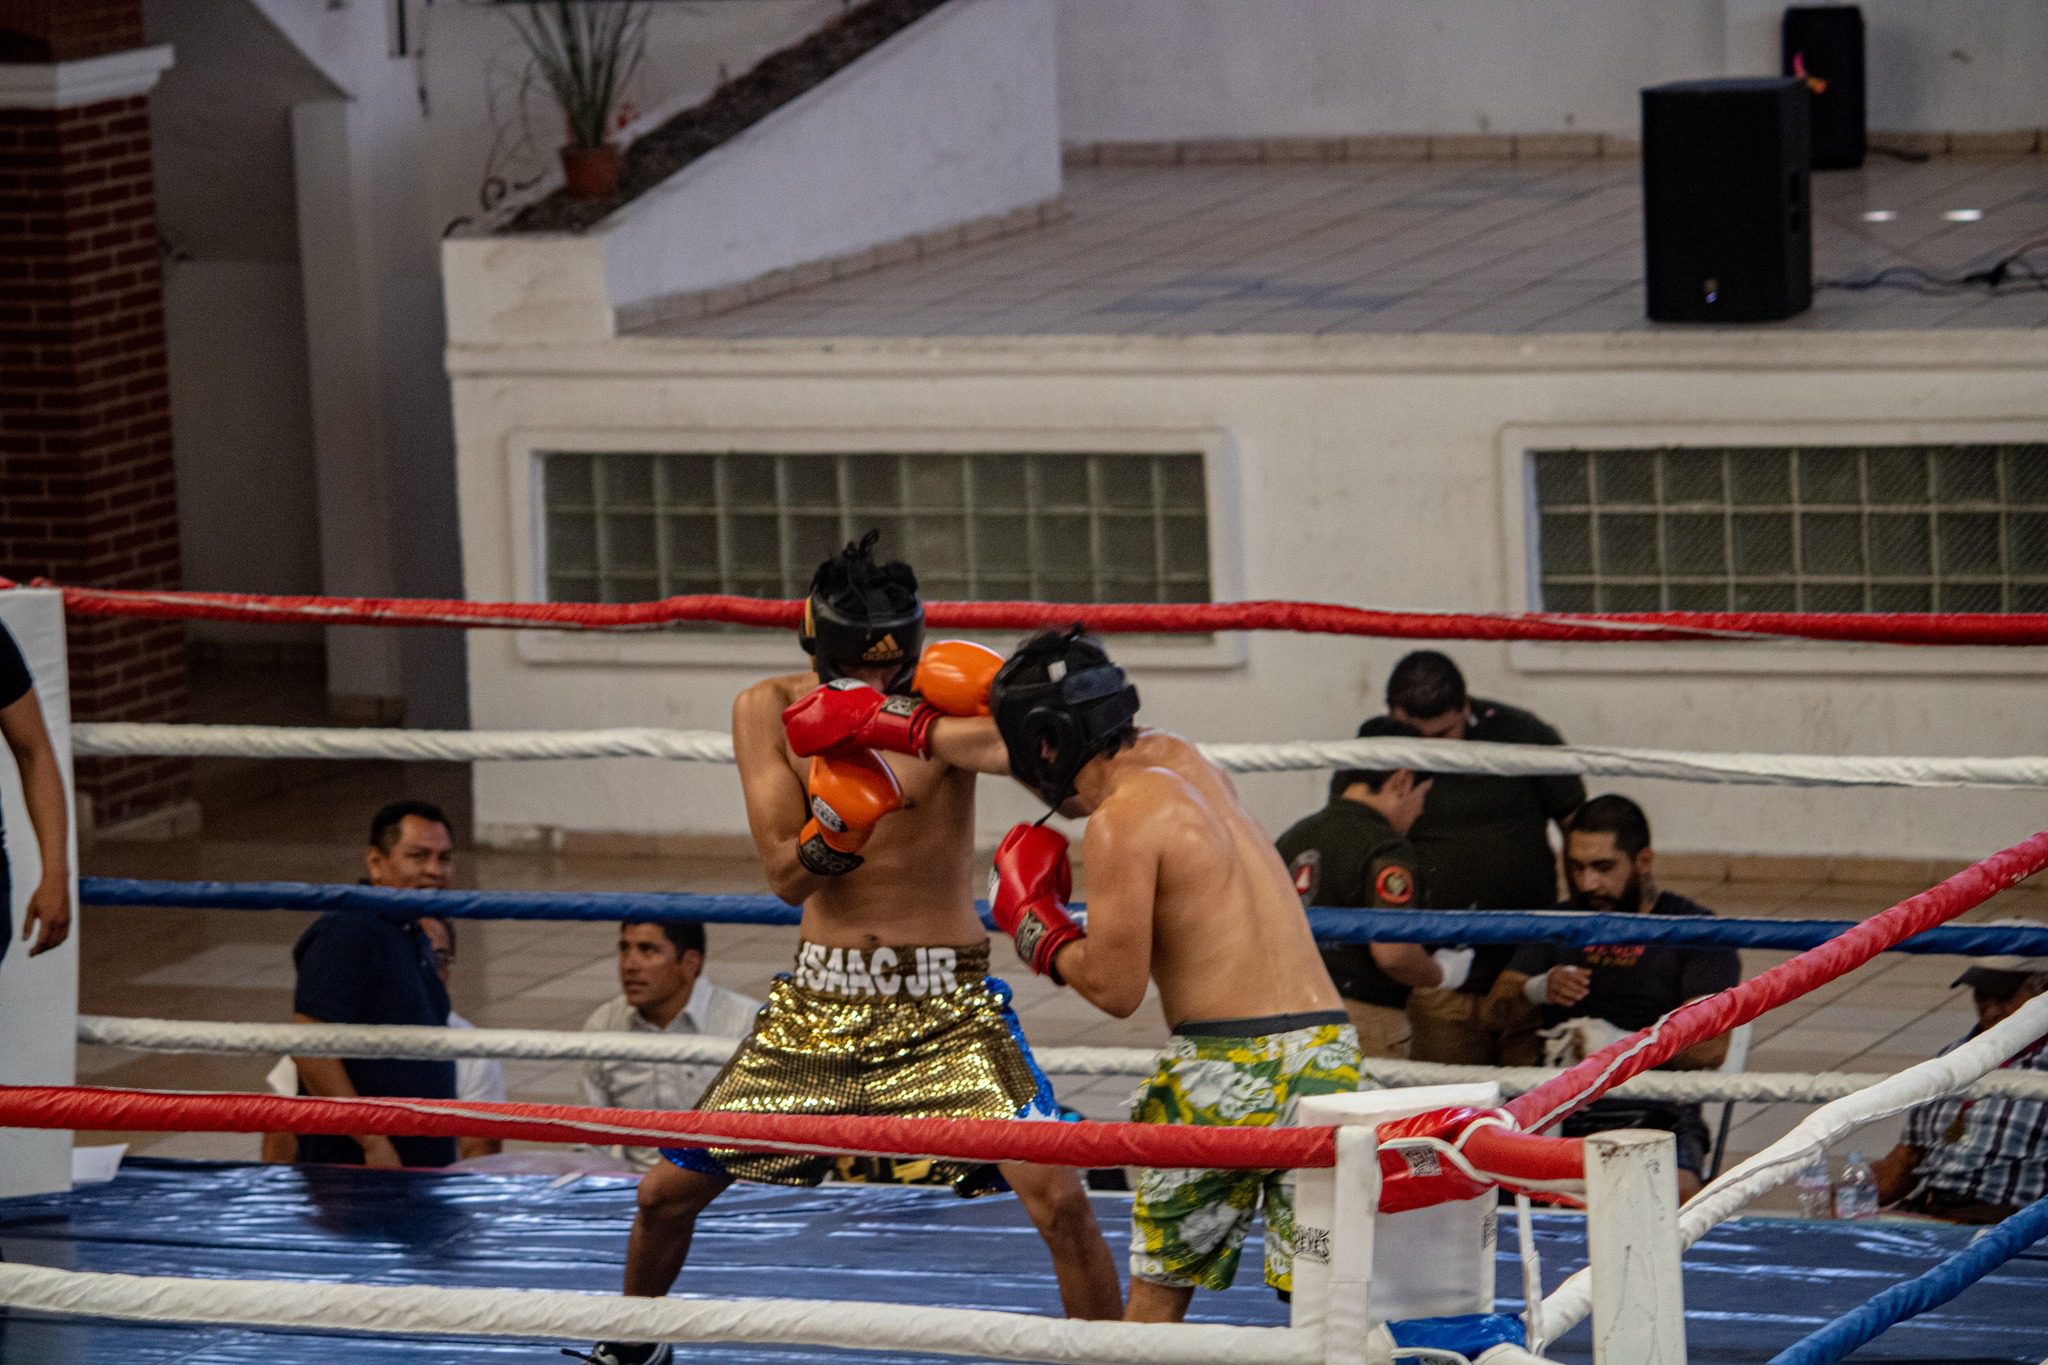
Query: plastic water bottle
1796 1153 1833 1219
1835 1152 1879 1220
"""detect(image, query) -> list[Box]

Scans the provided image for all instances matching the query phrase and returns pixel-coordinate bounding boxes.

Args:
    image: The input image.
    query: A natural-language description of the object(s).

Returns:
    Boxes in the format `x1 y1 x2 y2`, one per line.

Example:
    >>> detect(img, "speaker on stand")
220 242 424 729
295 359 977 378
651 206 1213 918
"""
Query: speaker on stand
1641 77 1812 323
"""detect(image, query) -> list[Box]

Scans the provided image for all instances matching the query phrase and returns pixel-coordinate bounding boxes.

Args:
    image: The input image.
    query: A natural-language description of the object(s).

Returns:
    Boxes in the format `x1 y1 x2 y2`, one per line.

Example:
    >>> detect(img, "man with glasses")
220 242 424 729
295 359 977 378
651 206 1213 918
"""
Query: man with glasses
1874 924 2048 1224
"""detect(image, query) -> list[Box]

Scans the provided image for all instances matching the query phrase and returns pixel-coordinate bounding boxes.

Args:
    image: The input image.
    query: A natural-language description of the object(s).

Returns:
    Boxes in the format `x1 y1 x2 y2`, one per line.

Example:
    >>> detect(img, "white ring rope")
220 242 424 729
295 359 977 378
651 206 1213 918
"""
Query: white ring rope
71 723 2048 790
0 1260 1319 1365
1530 990 2048 1346
76 1016 2048 1104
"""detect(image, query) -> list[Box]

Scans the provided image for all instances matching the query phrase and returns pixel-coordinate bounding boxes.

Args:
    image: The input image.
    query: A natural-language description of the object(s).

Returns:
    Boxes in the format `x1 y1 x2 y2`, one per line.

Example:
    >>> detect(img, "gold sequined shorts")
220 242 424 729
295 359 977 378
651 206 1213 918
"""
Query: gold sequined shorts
661 940 1058 1189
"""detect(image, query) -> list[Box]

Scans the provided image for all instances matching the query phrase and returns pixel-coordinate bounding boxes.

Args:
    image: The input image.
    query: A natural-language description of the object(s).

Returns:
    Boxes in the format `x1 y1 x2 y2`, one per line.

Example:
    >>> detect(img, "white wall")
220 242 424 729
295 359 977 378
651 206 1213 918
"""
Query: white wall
0 590 77 1199
446 330 2048 863
162 261 324 609
602 0 1060 315
147 0 334 648
421 0 843 239
1058 0 2048 140
444 0 1062 345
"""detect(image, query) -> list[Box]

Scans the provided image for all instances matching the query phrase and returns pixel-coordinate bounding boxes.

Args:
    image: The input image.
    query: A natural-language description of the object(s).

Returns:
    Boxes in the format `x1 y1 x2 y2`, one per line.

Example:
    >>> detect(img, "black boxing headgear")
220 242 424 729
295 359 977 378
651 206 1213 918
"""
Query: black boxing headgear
990 626 1140 810
799 529 924 694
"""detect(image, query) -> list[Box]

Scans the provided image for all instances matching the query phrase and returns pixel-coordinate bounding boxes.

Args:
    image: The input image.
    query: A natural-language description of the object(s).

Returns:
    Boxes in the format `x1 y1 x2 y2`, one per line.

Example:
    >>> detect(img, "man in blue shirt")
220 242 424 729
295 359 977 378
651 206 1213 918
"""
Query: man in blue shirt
0 620 72 964
289 800 459 1167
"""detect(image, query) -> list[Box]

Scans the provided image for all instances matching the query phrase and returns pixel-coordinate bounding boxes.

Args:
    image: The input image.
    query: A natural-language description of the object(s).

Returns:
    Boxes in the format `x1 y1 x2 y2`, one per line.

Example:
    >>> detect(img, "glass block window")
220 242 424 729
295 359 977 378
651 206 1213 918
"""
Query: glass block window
541 451 1212 609
1532 444 2048 613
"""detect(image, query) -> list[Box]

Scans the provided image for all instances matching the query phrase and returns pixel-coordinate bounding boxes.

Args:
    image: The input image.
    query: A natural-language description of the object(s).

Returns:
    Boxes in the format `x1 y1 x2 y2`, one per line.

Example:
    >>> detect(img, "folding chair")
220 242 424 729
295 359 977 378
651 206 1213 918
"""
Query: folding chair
1705 1020 1754 1182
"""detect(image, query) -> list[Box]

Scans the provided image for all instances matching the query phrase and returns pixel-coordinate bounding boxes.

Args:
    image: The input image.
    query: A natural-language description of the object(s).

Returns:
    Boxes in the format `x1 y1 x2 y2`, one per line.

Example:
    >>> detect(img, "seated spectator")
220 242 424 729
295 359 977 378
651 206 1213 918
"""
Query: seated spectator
264 914 505 1162
1875 928 2048 1224
1385 651 1585 1066
1275 716 1472 1059
286 800 461 1168
580 920 761 1174
1483 795 1739 1197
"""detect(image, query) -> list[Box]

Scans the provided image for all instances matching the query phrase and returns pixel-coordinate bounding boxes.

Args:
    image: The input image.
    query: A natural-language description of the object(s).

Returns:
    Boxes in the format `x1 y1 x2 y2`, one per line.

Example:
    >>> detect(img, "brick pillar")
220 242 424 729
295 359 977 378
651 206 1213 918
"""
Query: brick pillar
0 10 191 831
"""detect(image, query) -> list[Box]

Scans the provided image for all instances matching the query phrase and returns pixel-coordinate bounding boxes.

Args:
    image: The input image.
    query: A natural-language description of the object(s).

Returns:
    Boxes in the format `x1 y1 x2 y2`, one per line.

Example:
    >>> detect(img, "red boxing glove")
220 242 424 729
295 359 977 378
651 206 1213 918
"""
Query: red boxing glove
1373 1106 1499 1213
796 752 905 877
784 680 935 760
989 823 1083 981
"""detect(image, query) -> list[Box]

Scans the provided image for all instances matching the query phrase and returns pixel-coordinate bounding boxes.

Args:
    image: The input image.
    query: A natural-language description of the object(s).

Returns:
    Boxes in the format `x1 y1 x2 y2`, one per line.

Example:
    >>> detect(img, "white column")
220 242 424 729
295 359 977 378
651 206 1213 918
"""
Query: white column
1292 1083 1502 1361
0 590 78 1198
290 97 405 720
1584 1129 1686 1365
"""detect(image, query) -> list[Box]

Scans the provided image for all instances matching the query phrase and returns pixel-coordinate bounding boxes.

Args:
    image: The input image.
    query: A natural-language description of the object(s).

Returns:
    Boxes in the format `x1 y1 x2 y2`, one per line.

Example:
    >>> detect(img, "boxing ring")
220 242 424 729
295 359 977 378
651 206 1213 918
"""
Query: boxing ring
10 581 2048 1363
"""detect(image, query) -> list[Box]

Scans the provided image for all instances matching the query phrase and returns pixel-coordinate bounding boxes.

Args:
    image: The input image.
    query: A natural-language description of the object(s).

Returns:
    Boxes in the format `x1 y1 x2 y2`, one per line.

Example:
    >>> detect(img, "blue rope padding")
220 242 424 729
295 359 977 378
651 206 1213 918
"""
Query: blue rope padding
75 877 2048 955
1767 1194 2048 1365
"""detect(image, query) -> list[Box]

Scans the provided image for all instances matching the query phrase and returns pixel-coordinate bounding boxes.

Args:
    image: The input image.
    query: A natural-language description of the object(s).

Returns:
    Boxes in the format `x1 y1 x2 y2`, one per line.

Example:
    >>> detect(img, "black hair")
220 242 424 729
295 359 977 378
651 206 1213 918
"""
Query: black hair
810 528 918 620
624 918 706 959
1330 716 1422 801
1385 650 1467 721
369 799 453 853
1566 794 1652 859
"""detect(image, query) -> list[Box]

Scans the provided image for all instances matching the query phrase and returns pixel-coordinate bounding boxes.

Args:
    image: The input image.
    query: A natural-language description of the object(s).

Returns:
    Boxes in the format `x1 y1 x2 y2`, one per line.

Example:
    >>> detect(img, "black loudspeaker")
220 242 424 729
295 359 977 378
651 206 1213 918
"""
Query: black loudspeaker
1783 5 1866 170
1641 78 1812 323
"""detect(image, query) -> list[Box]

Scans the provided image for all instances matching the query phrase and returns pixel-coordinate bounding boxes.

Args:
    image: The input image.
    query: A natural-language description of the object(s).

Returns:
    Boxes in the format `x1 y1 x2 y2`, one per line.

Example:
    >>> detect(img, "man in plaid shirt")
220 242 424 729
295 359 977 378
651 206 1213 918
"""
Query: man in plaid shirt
1875 925 2048 1224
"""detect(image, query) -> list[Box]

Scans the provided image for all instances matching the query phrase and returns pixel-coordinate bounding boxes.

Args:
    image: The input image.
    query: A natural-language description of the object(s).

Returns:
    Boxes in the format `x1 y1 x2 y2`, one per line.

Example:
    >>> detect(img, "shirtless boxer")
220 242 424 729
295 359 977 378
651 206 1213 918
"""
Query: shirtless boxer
807 623 1366 1324
987 627 1362 1322
584 538 1119 1365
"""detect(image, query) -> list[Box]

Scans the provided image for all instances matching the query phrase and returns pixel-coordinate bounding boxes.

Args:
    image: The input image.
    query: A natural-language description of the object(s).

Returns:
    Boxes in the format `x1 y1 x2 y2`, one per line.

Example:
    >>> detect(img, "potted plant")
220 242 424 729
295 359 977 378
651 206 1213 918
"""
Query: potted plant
502 0 650 201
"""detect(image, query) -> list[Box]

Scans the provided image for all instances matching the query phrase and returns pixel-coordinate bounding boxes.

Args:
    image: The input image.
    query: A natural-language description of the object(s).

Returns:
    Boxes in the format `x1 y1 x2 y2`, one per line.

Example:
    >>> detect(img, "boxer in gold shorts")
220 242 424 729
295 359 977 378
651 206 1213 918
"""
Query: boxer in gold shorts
588 535 1120 1365
664 941 1058 1186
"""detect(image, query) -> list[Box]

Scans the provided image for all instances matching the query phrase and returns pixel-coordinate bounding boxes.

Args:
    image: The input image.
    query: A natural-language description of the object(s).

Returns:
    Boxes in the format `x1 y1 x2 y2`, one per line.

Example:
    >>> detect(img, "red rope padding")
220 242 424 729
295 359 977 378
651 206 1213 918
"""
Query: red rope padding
1372 828 2048 1209
14 579 2048 646
1506 827 2048 1136
0 1085 1336 1170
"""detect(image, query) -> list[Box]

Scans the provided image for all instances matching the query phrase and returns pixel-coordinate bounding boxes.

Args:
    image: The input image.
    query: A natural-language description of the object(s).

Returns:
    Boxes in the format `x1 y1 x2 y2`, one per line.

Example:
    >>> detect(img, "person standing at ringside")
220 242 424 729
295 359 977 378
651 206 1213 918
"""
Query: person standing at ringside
0 619 71 965
587 536 1120 1365
843 626 1364 1322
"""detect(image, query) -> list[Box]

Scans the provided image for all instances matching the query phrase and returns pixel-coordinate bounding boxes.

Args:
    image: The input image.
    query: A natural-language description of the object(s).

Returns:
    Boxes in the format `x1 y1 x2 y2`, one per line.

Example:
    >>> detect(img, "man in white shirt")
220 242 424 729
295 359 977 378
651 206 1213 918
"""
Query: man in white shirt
581 920 762 1173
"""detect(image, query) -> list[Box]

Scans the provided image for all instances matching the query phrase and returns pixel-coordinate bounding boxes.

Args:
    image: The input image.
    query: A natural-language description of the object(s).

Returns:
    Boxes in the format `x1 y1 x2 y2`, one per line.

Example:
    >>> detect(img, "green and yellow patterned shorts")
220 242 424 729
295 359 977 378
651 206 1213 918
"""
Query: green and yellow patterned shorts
1129 1014 1363 1294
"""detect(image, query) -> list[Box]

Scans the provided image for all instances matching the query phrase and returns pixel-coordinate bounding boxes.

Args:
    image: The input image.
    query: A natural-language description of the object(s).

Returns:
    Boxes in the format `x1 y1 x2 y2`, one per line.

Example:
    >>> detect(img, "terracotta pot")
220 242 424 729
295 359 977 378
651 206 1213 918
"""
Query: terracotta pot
560 143 623 201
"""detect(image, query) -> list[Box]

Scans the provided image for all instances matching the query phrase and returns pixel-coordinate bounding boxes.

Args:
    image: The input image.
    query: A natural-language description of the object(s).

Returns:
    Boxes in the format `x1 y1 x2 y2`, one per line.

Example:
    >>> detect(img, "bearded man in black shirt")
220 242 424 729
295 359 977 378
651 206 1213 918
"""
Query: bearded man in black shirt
1484 795 1740 1197
1385 651 1584 1064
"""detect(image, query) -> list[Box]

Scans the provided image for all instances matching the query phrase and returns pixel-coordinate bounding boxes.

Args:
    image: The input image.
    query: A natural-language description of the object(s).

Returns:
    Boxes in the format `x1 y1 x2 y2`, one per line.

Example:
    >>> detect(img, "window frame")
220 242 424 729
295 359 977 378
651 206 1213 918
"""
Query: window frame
506 426 1248 671
1499 420 2048 679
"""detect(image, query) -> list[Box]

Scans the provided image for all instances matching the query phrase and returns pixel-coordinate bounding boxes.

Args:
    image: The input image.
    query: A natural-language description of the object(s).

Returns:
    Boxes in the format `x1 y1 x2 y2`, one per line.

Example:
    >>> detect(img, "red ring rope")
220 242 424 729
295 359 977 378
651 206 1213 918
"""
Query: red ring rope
0 1085 1335 1170
12 579 2048 646
1409 828 2048 1202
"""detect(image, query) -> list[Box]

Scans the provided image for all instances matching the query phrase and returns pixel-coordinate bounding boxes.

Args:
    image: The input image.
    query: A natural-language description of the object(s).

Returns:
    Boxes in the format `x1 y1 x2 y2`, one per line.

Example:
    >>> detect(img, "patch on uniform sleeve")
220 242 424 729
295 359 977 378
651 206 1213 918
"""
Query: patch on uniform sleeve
1374 864 1414 906
1289 849 1321 901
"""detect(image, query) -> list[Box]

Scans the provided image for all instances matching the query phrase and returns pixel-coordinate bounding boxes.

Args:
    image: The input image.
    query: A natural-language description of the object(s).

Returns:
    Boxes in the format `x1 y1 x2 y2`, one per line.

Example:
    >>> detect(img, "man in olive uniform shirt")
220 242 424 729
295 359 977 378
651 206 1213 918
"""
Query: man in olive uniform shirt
1275 717 1475 1058
1385 652 1585 1065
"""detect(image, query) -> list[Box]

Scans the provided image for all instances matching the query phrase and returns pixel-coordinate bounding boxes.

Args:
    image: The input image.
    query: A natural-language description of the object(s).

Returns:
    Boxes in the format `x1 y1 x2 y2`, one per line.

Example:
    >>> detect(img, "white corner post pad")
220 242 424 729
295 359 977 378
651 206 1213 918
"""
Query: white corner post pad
0 587 78 1199
1291 1083 1502 1364
1584 1129 1686 1365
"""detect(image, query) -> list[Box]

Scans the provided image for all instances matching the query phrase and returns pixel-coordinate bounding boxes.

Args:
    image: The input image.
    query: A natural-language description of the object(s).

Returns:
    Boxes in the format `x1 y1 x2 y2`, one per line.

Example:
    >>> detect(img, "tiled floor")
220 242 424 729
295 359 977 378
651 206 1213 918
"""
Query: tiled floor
634 153 2048 340
71 751 2048 1202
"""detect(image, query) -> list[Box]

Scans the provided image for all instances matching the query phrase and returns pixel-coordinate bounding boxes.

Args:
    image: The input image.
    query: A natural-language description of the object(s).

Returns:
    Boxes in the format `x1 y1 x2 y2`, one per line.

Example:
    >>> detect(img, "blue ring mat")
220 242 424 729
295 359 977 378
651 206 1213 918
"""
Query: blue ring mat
3 1160 2047 1363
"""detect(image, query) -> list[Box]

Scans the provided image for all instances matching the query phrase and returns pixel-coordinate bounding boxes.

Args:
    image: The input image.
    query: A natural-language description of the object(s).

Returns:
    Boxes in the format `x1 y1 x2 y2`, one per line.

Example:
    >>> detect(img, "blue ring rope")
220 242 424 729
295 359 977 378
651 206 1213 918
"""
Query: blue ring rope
76 877 2048 954
1767 1194 2048 1365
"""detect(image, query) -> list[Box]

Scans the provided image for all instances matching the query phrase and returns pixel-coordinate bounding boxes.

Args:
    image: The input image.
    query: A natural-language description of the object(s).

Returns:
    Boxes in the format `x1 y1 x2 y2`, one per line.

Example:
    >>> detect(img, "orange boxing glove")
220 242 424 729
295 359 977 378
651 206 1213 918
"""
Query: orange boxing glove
913 640 1003 717
797 751 904 877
